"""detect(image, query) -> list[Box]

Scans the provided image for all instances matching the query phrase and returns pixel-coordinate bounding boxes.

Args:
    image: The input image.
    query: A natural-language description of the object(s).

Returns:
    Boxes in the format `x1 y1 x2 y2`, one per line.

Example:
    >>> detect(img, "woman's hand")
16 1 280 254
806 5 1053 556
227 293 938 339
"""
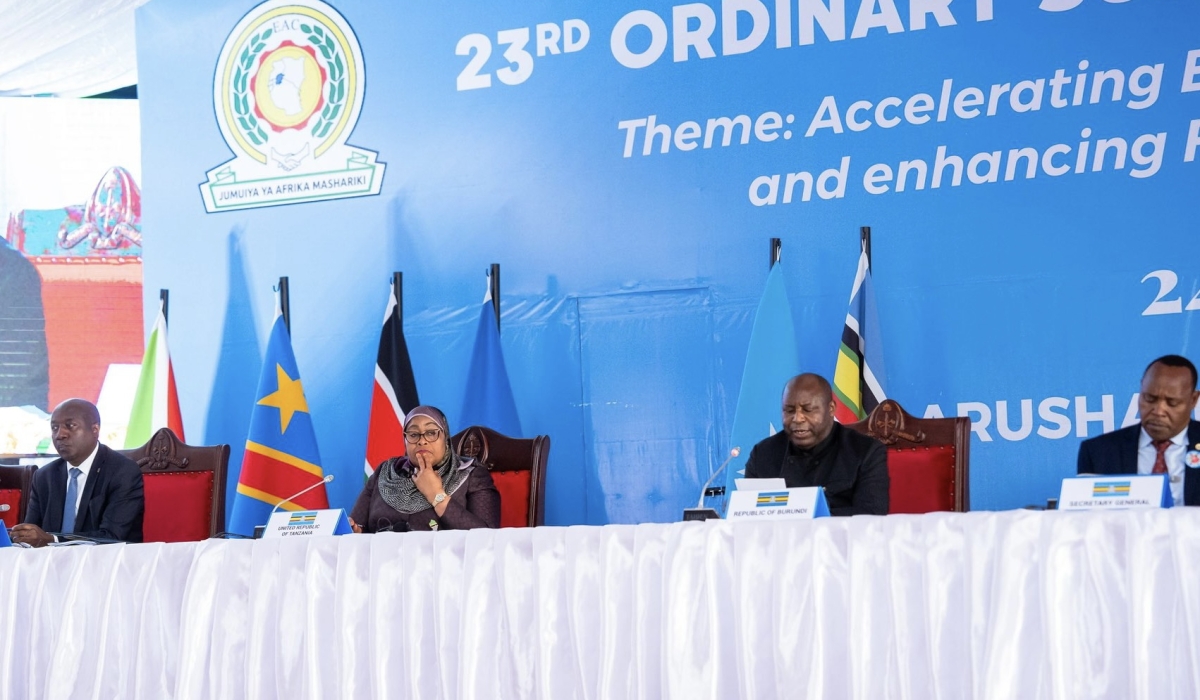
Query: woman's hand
348 517 363 534
411 452 445 502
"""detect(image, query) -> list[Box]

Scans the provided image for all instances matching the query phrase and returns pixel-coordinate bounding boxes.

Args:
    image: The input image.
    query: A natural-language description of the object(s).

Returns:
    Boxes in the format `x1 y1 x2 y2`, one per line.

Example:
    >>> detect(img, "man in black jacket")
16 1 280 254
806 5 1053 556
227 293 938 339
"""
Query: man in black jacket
11 398 144 546
744 373 889 516
1077 355 1200 506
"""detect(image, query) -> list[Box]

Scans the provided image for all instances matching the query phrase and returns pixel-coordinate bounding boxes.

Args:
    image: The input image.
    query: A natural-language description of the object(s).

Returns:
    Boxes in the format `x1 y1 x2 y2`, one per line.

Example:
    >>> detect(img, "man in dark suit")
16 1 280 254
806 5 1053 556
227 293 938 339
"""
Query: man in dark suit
10 399 144 546
744 373 889 515
1077 355 1200 506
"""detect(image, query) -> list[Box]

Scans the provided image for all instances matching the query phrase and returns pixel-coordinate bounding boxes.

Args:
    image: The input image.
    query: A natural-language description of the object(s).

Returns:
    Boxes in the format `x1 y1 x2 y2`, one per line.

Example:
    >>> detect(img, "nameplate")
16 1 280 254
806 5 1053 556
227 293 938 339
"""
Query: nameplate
726 487 830 520
1058 475 1172 511
0 524 11 548
263 509 353 538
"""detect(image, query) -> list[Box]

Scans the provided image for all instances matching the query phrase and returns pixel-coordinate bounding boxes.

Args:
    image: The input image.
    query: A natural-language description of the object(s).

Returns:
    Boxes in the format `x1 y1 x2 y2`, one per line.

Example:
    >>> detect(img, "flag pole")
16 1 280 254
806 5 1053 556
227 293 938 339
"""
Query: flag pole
159 289 169 327
489 263 501 331
278 276 291 332
860 226 872 269
769 238 781 269
392 271 404 328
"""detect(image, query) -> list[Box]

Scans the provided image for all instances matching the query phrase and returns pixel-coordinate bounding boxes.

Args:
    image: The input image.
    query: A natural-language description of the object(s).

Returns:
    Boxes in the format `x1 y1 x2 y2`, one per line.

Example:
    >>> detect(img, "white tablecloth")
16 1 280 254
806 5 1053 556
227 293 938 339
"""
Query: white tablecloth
2 509 1198 700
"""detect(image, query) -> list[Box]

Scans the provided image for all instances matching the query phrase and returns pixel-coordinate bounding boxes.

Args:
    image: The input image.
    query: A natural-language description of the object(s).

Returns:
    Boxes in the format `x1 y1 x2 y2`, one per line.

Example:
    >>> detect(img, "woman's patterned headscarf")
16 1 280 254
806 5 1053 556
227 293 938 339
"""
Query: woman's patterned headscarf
376 405 473 514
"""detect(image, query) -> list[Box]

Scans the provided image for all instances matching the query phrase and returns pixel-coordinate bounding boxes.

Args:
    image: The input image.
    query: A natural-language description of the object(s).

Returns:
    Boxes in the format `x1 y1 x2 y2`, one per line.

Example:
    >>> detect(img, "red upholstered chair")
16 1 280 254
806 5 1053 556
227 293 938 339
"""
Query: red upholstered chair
845 399 971 513
119 428 230 542
451 426 549 527
0 464 38 528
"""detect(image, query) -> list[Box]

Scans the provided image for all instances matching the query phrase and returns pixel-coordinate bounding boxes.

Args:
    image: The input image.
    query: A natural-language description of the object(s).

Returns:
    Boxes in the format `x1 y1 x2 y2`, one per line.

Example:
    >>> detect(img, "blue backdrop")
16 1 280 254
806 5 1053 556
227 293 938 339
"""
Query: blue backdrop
134 0 1200 523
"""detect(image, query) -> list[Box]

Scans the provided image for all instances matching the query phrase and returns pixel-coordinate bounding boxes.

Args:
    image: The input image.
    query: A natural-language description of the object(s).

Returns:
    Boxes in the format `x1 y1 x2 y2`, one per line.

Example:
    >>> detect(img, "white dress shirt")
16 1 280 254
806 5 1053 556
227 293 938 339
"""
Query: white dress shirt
54 443 100 541
68 446 101 511
1137 427 1187 506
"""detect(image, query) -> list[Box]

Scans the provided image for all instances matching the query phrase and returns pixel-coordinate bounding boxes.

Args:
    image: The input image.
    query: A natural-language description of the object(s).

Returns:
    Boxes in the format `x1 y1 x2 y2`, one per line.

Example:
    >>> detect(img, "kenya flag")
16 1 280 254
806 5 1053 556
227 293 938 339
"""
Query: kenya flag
364 276 420 475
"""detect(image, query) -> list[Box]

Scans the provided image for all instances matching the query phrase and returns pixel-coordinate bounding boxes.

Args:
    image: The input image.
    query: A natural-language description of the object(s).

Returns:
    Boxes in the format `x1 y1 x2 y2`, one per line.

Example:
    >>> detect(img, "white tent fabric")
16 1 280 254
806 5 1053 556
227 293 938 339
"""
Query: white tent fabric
0 0 150 97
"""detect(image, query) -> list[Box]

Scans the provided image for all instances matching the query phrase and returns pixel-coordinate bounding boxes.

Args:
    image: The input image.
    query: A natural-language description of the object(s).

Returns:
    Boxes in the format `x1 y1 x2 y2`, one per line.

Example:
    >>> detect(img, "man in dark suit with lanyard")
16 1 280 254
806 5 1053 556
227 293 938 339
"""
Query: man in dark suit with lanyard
1077 355 1200 507
9 399 144 546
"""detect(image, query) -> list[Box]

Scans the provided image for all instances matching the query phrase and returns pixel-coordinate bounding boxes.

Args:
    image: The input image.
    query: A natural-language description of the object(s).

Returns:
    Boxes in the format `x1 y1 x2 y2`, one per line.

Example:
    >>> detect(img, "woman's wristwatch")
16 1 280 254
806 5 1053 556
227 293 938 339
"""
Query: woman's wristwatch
432 492 447 506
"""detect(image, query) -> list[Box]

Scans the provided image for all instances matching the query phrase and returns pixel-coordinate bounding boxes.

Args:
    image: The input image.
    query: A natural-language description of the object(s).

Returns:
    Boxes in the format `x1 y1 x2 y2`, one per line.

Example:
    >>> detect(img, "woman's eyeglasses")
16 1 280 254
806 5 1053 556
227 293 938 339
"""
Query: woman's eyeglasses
404 428 443 444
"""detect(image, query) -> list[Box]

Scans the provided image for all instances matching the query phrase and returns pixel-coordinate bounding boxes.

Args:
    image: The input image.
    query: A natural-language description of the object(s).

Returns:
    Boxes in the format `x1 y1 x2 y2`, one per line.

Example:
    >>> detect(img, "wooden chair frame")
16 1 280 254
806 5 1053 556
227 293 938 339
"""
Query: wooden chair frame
846 398 971 512
451 426 549 527
0 463 38 524
120 428 230 539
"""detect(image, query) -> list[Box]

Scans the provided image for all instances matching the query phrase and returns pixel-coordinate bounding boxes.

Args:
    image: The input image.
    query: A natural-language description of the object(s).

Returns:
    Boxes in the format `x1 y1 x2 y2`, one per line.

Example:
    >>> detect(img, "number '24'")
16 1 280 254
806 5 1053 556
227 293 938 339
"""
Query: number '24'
1141 270 1200 315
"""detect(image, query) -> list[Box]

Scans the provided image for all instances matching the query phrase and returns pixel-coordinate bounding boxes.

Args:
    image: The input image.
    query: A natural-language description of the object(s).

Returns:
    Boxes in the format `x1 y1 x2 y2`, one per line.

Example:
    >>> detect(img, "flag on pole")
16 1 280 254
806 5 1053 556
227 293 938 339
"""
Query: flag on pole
125 300 184 447
832 244 888 422
459 273 521 436
228 314 329 535
364 277 420 476
722 264 802 509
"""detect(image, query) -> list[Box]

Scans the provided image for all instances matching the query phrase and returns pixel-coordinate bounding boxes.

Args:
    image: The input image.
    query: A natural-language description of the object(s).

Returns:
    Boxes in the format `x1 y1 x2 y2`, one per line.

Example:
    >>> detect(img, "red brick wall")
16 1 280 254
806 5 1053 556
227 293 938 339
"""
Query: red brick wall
34 258 143 406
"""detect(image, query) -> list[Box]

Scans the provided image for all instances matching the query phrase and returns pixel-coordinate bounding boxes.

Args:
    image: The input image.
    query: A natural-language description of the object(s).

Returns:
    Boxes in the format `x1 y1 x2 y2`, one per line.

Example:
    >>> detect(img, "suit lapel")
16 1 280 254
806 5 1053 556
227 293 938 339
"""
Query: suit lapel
74 446 105 531
1185 422 1200 506
43 460 68 532
1121 425 1142 475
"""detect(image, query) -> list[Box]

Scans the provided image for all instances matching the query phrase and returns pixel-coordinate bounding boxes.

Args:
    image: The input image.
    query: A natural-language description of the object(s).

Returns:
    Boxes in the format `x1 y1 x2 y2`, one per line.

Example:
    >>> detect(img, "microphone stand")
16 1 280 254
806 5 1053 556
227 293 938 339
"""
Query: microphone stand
682 447 740 522
253 474 335 539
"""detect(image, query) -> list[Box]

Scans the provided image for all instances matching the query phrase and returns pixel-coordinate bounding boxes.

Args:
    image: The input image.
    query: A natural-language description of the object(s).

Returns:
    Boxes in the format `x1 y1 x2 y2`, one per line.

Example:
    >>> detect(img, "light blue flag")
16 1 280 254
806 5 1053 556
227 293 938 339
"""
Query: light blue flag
460 281 522 437
717 264 801 515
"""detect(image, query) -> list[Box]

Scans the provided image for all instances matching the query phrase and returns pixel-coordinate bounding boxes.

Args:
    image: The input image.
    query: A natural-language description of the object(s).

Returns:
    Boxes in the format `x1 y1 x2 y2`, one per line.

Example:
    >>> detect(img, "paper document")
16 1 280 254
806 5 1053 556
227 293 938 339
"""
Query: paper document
735 478 786 491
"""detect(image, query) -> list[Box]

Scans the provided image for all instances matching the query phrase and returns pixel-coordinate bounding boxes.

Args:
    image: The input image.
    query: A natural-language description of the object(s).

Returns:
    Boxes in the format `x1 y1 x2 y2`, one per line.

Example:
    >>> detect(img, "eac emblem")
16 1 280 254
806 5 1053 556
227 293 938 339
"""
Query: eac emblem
201 0 385 212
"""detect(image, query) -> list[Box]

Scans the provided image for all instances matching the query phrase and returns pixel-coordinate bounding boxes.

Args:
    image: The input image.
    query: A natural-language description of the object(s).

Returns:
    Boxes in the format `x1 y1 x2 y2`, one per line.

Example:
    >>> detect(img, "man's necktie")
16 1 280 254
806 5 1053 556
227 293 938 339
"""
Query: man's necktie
1152 440 1171 475
61 467 82 533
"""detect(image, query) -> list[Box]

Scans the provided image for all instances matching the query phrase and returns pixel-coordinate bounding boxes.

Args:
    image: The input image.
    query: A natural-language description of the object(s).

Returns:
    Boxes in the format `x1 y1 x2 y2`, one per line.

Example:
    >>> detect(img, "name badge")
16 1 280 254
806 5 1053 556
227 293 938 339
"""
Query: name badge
1058 475 1172 511
0 524 11 548
263 508 353 538
727 487 831 521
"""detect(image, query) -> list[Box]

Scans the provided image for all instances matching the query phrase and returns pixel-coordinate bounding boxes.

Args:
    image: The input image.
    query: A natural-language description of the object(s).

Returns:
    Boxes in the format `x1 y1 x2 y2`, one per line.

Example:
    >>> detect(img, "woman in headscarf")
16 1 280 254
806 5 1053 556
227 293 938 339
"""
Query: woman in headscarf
349 405 501 532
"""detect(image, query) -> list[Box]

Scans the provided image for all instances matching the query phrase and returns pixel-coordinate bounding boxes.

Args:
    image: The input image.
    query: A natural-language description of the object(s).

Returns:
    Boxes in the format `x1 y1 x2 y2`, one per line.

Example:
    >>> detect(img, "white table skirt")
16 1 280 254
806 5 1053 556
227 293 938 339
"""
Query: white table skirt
2 509 1198 700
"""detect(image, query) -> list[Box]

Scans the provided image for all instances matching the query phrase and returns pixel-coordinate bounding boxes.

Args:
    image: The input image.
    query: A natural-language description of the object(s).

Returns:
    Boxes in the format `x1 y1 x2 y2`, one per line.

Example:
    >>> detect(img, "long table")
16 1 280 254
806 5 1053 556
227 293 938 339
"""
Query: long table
2 509 1198 699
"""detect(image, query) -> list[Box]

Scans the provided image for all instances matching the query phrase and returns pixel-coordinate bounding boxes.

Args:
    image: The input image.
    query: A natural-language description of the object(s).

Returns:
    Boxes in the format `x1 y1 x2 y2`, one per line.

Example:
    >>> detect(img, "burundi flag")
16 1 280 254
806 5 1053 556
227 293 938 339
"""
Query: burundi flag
228 314 329 536
832 244 888 423
459 273 521 436
125 300 184 447
722 264 802 512
364 277 420 476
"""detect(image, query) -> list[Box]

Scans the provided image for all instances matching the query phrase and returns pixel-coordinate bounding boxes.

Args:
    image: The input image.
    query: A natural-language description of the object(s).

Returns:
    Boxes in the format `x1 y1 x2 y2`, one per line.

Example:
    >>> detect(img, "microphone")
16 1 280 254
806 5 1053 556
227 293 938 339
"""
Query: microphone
254 474 334 539
695 446 741 508
682 447 740 522
271 474 334 516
